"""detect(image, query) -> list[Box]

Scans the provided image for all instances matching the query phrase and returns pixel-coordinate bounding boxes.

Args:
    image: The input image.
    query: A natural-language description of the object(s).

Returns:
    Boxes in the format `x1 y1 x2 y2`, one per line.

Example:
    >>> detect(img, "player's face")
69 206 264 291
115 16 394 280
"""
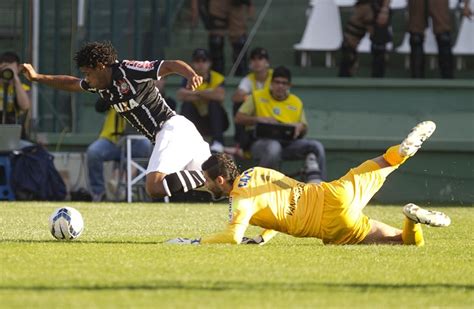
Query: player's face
192 59 211 76
203 172 226 200
249 56 269 73
270 77 290 100
79 65 110 89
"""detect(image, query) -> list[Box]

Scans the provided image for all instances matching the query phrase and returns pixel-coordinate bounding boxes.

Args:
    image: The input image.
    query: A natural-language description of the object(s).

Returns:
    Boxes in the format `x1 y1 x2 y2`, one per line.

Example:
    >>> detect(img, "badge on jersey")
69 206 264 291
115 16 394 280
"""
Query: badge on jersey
117 80 130 94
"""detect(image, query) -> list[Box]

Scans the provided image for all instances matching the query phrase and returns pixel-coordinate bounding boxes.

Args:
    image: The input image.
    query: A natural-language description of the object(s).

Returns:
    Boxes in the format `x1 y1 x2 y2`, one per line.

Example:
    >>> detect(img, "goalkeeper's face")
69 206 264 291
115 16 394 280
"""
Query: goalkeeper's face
203 173 228 200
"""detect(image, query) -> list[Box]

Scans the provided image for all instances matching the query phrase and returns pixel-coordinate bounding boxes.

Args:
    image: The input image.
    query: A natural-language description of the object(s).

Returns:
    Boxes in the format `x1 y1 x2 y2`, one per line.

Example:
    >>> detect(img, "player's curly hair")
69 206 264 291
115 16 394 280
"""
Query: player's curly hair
73 41 117 68
202 153 241 186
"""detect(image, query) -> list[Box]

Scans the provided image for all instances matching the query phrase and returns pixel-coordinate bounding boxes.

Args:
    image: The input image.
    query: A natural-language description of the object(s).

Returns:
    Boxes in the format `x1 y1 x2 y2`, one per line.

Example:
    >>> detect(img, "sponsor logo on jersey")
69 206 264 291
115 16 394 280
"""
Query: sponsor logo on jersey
123 60 155 70
286 182 305 216
272 107 281 116
238 168 254 188
112 99 140 113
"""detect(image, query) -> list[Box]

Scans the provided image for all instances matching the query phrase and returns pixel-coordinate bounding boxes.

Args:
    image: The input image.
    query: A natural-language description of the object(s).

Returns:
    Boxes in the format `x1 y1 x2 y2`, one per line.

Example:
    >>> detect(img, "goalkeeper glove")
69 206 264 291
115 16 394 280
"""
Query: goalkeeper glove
166 237 201 245
241 235 264 245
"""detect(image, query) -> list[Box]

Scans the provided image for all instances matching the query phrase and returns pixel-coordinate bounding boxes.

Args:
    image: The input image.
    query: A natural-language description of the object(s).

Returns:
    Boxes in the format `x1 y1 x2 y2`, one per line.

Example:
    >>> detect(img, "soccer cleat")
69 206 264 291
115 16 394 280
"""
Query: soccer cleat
399 121 436 157
403 203 451 227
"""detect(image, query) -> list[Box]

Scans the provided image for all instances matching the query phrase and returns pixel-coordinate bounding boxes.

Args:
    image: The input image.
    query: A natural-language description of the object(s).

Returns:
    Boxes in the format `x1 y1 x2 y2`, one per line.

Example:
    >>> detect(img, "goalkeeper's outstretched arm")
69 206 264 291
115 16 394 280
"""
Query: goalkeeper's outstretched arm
242 229 278 245
200 222 249 244
261 229 278 243
200 197 255 244
166 222 249 245
167 198 257 245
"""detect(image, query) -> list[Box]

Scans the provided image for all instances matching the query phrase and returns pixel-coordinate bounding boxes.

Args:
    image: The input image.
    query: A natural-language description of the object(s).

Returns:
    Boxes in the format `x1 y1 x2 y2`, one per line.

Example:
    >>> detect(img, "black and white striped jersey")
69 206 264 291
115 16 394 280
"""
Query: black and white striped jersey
80 60 176 142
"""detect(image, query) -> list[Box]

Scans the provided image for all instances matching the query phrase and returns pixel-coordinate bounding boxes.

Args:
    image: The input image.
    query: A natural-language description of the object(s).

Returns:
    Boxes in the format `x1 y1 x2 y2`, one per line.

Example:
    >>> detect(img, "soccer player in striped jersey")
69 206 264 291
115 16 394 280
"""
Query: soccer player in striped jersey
168 121 450 246
21 41 211 199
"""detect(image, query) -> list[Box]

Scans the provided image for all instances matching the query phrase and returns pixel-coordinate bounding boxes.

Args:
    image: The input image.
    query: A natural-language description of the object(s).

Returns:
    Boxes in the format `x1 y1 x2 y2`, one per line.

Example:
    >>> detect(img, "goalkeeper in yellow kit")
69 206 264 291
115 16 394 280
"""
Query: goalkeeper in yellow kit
167 121 450 246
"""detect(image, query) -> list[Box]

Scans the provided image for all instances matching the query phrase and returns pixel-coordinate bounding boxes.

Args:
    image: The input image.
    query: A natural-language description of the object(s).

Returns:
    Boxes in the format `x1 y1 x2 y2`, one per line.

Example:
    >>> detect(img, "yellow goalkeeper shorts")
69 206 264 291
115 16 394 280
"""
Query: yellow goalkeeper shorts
319 160 387 245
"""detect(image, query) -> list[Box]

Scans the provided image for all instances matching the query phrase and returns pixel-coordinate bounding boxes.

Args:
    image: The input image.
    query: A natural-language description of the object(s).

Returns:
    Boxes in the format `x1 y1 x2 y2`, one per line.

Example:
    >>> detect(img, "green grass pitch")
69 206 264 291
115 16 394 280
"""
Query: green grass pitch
1 202 473 308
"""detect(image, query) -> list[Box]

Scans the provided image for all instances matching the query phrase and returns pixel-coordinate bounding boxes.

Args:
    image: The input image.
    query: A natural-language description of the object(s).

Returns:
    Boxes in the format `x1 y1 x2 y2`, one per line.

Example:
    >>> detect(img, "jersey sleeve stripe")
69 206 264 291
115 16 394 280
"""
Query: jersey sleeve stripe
176 171 189 192
156 60 164 80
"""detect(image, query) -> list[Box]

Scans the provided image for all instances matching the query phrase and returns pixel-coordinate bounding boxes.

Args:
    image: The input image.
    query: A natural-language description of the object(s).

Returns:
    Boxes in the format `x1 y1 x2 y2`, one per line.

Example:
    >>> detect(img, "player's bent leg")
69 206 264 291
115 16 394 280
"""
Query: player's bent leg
401 203 450 246
341 121 437 188
359 219 403 245
162 170 206 197
402 216 424 246
146 172 167 198
370 156 398 178
146 170 206 198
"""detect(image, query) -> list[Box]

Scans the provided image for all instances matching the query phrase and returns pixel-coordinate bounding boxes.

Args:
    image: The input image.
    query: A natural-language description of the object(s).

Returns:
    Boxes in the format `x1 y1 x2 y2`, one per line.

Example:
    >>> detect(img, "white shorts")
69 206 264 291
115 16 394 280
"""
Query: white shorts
146 115 211 174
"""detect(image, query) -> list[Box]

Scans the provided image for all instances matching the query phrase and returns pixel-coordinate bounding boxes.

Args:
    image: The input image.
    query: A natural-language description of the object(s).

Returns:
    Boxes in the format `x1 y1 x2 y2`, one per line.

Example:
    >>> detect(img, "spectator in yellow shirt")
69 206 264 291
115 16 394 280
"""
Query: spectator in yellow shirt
0 51 32 146
232 47 272 149
235 66 326 183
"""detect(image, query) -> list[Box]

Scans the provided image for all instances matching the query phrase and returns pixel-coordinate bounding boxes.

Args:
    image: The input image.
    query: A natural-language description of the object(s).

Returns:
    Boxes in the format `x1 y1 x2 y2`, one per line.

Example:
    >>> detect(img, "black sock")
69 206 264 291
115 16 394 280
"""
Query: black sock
162 170 206 196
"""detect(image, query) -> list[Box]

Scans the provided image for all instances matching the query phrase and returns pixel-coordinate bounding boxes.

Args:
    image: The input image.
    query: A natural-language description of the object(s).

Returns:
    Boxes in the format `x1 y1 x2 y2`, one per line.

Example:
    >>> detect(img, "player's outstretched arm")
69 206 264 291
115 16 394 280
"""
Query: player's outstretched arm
21 63 83 92
158 60 203 90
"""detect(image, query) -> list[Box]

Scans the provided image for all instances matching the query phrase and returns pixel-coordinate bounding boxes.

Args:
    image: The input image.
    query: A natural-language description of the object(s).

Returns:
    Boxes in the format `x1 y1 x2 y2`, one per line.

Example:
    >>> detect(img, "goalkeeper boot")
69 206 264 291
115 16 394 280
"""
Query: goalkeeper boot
399 121 436 158
403 203 451 227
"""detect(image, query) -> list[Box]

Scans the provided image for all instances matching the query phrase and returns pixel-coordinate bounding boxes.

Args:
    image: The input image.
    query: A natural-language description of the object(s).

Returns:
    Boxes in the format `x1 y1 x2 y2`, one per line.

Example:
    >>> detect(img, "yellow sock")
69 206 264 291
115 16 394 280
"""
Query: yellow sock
402 217 425 246
383 144 408 166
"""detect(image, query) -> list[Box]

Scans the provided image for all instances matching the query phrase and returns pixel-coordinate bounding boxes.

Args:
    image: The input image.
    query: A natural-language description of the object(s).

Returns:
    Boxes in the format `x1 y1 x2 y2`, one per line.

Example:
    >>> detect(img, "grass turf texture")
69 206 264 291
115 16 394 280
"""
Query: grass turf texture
0 202 472 308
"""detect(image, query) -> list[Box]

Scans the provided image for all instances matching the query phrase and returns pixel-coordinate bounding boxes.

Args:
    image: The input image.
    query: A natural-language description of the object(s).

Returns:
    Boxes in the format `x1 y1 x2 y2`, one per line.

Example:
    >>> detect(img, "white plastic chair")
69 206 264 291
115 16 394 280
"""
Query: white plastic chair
356 32 394 53
335 0 406 9
294 0 343 67
390 0 407 9
357 33 372 53
422 20 438 55
449 0 459 9
452 1 474 69
334 0 356 7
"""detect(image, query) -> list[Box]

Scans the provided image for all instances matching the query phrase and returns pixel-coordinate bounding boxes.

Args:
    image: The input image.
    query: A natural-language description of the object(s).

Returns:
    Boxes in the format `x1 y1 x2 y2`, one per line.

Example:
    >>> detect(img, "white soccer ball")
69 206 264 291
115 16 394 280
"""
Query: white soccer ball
49 207 84 240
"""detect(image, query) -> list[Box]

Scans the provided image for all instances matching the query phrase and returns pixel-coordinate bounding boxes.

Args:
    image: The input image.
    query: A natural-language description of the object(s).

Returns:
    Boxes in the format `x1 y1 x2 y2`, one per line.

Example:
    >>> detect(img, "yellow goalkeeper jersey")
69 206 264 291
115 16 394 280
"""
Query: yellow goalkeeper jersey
200 167 325 244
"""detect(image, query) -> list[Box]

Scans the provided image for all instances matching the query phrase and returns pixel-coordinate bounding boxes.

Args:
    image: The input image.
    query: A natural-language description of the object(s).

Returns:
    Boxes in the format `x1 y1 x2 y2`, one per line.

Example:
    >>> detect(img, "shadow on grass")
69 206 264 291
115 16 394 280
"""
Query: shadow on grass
0 239 163 245
0 281 472 292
